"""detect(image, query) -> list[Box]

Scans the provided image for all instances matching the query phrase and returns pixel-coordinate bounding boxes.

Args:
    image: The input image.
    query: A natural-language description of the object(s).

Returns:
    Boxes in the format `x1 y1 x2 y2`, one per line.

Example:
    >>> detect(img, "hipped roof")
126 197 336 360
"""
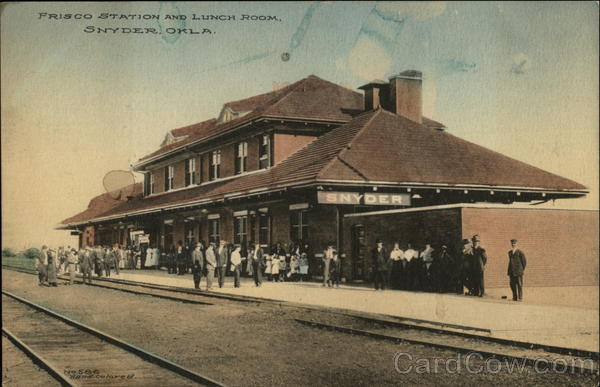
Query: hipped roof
59 109 586 227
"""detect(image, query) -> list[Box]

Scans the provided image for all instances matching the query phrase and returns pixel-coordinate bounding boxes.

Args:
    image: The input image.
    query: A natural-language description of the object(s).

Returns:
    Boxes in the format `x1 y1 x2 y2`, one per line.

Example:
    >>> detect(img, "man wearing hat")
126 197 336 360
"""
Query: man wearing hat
371 239 389 290
470 235 487 297
507 239 527 301
78 246 94 285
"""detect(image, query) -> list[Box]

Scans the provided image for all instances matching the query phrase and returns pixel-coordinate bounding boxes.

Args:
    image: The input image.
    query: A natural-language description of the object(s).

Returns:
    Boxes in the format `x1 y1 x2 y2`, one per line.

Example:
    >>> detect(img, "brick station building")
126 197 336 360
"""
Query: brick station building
58 71 597 286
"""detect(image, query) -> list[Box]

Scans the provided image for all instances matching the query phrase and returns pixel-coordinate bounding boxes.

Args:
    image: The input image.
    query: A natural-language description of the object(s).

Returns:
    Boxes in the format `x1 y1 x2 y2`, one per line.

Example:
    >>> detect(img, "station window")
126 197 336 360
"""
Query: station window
185 158 196 186
164 165 174 191
209 150 221 180
208 218 220 245
258 213 270 246
290 209 309 242
233 215 248 245
235 142 248 174
259 134 271 169
150 173 155 194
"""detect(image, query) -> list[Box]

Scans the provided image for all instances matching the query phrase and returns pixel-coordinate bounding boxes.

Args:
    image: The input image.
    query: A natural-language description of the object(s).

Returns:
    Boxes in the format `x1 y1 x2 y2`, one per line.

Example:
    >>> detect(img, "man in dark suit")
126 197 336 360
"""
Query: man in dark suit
372 239 389 290
250 241 265 287
470 235 487 297
78 247 93 285
507 239 527 301
216 240 229 288
94 246 105 277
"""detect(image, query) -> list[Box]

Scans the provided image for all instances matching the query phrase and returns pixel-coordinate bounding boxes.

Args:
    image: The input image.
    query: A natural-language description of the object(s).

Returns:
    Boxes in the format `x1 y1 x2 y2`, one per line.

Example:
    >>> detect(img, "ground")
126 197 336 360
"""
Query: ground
2 270 598 386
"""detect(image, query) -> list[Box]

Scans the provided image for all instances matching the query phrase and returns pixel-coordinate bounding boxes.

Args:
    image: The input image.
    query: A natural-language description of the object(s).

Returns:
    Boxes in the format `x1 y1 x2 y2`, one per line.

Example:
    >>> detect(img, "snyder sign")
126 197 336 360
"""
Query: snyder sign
317 191 411 206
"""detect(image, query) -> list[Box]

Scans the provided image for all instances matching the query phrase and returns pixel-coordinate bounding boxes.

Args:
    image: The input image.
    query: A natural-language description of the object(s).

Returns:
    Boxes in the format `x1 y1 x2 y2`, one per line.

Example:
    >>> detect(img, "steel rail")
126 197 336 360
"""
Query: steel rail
2 327 76 387
2 290 224 387
295 319 599 375
4 265 599 361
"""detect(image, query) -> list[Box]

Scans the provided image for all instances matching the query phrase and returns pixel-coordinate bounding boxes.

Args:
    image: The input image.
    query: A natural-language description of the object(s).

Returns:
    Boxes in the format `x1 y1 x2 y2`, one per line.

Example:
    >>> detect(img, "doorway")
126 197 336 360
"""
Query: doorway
351 224 367 280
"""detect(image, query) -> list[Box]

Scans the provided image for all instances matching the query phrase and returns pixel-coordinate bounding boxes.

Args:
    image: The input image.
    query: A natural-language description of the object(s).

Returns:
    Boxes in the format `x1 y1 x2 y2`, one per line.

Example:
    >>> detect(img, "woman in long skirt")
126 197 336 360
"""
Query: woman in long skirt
47 250 58 287
152 247 160 269
264 253 272 281
144 247 154 269
270 254 280 282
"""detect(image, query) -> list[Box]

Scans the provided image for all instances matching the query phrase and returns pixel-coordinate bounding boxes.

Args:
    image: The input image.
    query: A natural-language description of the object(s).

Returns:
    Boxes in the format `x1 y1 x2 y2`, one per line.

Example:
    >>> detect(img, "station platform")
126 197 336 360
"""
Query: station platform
105 269 599 353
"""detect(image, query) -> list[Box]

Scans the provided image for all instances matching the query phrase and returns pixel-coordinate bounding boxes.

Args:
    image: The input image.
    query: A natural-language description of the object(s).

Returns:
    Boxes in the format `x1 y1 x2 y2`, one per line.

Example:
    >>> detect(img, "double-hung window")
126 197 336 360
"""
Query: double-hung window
259 134 271 169
235 142 248 174
209 150 221 180
164 165 174 191
185 158 196 186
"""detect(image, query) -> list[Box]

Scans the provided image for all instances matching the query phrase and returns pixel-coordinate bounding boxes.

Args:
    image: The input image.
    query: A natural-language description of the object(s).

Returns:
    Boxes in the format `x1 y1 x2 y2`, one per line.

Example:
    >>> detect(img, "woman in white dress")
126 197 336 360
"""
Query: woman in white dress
152 246 160 269
264 251 272 281
144 247 154 269
270 245 280 282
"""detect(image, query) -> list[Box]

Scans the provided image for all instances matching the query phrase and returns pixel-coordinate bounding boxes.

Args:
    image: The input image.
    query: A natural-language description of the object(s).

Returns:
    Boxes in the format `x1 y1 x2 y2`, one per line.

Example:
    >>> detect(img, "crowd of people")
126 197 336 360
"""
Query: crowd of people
35 234 526 301
36 244 140 286
371 235 488 296
154 240 314 290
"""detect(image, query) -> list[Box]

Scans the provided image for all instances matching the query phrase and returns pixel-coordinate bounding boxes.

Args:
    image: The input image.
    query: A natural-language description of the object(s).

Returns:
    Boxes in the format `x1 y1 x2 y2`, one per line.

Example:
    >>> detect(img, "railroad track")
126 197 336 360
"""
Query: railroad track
2 290 223 386
295 319 599 375
4 266 599 370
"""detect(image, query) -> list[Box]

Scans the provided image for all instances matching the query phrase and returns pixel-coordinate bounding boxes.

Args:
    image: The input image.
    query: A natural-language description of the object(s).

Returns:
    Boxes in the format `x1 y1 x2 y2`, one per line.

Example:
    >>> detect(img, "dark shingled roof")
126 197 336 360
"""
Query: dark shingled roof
317 110 586 190
59 109 585 226
137 75 363 163
60 183 143 225
170 118 217 138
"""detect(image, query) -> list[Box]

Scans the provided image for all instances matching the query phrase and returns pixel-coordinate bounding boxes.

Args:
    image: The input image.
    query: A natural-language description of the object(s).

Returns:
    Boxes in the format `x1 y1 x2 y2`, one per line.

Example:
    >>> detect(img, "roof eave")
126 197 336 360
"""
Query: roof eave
133 116 351 171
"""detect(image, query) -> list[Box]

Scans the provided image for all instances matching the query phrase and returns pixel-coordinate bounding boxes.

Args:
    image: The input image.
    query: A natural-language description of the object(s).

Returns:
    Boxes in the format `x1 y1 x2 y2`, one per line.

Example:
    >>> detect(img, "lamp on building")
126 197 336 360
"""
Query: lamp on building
317 186 324 191
372 186 378 192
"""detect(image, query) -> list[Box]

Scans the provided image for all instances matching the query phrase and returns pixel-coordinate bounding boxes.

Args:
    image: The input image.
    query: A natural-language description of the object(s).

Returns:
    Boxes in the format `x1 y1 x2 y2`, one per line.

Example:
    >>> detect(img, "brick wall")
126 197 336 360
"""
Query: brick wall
200 154 208 183
274 134 315 165
220 145 235 177
196 155 202 184
310 205 338 253
83 226 95 248
152 168 165 194
173 160 185 189
270 202 290 246
173 220 185 246
461 208 599 288
247 136 260 171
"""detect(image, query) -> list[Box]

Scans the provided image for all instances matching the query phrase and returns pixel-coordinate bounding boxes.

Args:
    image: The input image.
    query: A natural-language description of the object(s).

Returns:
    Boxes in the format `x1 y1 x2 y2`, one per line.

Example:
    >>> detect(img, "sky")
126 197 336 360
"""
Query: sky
1 1 598 250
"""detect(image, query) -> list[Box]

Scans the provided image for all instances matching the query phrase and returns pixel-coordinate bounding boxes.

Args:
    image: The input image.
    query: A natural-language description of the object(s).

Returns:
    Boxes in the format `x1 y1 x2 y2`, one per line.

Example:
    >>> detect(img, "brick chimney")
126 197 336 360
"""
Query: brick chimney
388 70 422 123
358 79 388 111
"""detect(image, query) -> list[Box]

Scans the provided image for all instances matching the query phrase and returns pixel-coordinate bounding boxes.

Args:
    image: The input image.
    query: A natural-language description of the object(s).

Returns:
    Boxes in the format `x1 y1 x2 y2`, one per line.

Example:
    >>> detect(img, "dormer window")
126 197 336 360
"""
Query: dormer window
164 165 174 191
209 150 221 180
259 134 271 169
185 158 196 186
235 142 248 174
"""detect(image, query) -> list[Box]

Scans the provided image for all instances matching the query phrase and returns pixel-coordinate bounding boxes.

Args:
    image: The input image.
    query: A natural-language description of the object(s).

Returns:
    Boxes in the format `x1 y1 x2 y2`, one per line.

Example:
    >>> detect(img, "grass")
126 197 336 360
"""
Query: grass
1 255 37 271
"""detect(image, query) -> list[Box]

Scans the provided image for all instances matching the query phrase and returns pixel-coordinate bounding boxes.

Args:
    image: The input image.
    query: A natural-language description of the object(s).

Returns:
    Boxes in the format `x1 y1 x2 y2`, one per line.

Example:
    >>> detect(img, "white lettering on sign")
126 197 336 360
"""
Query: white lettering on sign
318 191 410 206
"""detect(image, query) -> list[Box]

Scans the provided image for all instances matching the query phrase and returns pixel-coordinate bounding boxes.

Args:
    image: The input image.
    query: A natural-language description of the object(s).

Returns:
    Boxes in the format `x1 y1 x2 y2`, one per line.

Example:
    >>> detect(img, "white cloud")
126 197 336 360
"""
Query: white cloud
377 1 447 21
347 36 392 81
